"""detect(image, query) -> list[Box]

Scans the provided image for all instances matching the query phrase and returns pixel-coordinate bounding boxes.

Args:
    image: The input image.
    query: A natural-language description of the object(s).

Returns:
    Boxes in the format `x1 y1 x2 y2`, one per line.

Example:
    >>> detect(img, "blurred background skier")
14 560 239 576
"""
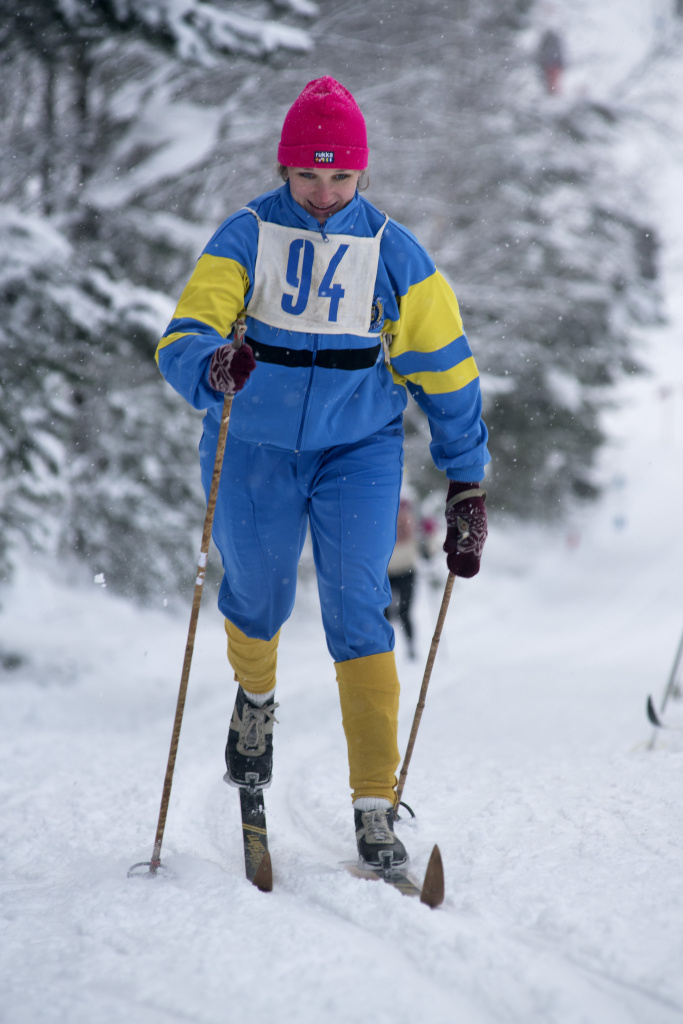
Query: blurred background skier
156 76 490 870
386 490 419 660
537 26 566 95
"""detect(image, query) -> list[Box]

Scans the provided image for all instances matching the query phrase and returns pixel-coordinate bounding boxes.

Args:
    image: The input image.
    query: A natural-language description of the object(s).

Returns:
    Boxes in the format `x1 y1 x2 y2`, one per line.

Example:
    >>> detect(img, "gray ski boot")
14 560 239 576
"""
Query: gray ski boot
224 687 278 788
355 806 407 869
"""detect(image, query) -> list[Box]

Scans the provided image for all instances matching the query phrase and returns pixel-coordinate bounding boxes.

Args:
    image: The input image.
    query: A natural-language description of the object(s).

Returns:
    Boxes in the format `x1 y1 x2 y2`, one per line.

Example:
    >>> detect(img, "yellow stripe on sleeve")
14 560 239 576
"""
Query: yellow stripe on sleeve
155 331 190 364
397 355 480 395
386 270 465 359
154 254 249 364
384 269 477 394
173 253 249 332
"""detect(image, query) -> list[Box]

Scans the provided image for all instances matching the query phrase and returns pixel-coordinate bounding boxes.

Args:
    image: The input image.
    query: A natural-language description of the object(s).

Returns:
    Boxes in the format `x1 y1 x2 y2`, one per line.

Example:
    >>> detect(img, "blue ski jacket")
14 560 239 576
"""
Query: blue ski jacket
156 182 490 482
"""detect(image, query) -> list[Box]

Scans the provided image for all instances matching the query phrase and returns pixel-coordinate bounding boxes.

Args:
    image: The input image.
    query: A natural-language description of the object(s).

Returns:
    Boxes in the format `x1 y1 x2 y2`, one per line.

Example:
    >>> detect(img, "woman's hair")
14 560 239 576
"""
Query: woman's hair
277 164 370 192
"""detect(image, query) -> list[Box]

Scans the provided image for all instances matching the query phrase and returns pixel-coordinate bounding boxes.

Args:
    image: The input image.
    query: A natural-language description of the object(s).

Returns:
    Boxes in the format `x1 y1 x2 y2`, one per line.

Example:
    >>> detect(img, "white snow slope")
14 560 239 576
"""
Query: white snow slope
2 6 683 1024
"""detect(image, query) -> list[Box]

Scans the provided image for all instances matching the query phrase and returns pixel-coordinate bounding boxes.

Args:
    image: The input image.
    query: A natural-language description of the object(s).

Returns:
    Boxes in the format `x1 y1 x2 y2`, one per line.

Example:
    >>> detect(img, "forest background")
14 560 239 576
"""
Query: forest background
0 0 664 602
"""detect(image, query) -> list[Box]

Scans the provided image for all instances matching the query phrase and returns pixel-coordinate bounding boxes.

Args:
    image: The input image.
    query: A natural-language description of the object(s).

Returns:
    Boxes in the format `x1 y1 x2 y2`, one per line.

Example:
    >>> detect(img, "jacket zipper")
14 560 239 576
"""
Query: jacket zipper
295 223 328 450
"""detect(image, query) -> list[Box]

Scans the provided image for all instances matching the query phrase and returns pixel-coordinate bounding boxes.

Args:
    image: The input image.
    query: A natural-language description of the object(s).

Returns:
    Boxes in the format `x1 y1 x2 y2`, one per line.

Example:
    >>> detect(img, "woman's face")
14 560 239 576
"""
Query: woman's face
287 167 361 223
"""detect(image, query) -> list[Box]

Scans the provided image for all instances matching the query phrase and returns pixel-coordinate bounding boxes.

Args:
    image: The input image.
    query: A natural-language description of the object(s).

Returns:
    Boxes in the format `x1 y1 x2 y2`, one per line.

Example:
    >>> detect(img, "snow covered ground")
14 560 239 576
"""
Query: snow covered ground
3 5 683 1024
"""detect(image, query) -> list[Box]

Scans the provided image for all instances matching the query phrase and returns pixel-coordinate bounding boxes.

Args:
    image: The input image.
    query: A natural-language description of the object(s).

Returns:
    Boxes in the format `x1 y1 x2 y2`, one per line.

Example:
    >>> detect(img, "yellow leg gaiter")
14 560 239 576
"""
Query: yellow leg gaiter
225 619 280 694
335 652 401 806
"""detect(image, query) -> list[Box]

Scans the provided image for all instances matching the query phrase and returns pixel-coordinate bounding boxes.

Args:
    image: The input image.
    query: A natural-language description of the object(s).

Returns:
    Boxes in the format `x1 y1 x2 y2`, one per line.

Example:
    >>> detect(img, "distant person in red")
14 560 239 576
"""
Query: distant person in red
386 496 418 660
537 28 565 95
418 513 438 560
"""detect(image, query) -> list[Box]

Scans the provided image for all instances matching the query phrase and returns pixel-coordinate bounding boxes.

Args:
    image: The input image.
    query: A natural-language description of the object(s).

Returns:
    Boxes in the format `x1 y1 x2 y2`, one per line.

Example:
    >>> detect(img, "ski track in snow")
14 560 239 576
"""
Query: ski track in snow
3 6 683 1023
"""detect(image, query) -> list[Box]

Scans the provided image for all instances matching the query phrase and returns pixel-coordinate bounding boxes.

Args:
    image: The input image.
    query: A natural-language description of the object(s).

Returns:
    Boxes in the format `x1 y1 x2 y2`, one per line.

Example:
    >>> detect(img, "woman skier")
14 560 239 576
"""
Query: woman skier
156 76 490 870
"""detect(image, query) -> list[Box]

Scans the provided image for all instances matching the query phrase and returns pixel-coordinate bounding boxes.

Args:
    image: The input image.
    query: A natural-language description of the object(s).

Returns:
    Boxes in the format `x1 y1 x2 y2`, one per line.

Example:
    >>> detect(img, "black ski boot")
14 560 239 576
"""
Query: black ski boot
355 806 408 869
224 687 278 789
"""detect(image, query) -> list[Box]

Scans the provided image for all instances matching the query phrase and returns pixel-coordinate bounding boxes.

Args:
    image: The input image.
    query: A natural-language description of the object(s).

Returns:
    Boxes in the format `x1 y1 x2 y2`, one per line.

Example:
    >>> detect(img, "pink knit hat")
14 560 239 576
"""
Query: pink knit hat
278 76 368 170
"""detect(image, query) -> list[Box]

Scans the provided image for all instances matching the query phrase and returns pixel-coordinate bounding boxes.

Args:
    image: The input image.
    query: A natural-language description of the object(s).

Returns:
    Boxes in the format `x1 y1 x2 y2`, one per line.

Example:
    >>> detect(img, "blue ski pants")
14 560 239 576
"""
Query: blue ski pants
200 416 405 663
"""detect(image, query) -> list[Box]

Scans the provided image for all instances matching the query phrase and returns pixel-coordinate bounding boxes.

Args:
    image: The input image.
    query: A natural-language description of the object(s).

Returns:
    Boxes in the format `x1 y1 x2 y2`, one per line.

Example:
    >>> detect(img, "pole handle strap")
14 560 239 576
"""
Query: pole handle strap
232 316 247 348
445 487 487 510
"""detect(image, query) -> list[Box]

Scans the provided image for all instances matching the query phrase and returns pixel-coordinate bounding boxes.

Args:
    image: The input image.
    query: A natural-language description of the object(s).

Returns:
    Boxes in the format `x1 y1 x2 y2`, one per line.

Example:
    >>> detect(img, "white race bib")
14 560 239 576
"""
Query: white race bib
245 212 388 337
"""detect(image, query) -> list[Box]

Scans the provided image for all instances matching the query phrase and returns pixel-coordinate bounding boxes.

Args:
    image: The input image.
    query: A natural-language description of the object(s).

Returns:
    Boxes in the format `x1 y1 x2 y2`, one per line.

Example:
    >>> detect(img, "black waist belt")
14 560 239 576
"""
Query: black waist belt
248 337 380 371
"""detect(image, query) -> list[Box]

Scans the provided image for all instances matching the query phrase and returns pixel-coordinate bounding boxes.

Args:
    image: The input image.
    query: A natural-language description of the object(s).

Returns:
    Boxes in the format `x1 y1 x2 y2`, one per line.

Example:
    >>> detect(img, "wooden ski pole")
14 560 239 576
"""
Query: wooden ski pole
394 571 455 818
129 392 234 876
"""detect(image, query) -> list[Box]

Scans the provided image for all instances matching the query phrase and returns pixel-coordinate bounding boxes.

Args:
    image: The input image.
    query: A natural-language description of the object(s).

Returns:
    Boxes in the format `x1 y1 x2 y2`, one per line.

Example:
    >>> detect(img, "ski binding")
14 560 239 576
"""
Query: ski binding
345 843 444 907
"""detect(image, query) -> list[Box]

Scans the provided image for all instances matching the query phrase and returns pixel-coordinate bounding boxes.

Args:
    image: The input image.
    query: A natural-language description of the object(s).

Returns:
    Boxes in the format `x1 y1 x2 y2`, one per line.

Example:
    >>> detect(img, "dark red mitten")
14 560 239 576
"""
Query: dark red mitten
443 481 488 578
208 342 256 395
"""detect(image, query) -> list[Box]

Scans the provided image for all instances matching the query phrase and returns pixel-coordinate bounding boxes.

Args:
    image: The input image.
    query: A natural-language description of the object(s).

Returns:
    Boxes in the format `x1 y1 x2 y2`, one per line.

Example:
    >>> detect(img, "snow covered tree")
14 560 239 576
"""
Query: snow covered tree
0 0 318 596
1 0 315 215
0 204 205 597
